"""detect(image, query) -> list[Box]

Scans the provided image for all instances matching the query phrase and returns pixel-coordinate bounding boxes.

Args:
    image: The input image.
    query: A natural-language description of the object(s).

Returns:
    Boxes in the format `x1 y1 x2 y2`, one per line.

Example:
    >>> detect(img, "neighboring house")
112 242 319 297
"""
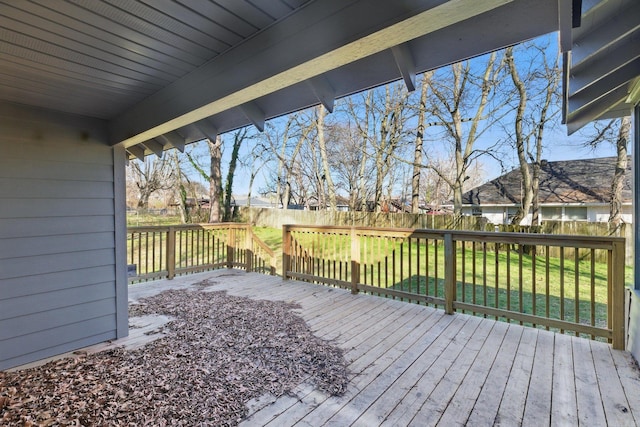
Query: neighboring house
460 157 632 225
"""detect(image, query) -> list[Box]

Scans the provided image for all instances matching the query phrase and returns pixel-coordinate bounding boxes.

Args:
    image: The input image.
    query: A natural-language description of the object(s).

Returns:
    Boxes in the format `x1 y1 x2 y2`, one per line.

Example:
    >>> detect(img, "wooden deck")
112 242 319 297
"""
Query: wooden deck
127 270 640 426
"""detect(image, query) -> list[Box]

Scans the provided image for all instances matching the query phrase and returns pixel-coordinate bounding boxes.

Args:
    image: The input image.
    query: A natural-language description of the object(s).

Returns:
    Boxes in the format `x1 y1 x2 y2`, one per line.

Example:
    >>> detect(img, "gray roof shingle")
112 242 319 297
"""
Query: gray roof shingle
462 156 632 206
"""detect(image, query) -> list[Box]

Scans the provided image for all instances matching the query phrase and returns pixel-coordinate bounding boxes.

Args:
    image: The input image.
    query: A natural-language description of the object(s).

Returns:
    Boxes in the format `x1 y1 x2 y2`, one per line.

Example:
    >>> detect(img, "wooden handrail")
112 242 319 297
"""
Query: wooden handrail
282 224 627 349
127 223 276 282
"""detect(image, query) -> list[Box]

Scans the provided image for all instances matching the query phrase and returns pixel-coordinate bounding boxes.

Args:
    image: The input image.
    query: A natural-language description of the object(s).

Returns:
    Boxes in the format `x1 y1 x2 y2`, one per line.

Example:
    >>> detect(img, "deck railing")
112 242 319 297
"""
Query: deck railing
127 223 275 283
283 225 627 349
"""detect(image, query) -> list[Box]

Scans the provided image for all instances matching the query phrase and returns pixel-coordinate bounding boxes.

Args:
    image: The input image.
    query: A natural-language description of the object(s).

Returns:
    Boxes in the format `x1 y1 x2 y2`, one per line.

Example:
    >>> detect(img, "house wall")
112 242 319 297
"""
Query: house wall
0 102 128 370
462 205 634 225
588 205 633 223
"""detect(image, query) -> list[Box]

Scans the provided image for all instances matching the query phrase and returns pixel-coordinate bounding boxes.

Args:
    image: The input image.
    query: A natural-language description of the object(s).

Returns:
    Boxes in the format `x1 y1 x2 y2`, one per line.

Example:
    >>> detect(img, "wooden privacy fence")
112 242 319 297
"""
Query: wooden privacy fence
127 223 275 283
283 225 627 349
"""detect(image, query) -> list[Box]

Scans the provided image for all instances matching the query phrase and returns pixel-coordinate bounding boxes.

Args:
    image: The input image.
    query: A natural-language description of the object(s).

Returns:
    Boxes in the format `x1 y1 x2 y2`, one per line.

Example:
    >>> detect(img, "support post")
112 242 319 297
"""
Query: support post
282 225 291 279
245 226 254 272
227 227 236 269
634 105 640 290
351 228 360 295
167 226 176 279
612 240 626 350
444 233 456 314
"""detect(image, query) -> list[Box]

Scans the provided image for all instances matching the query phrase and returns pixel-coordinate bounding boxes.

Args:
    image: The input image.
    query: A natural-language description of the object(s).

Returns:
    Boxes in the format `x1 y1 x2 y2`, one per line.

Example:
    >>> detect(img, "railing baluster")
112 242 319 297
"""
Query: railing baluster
575 247 580 336
560 247 565 333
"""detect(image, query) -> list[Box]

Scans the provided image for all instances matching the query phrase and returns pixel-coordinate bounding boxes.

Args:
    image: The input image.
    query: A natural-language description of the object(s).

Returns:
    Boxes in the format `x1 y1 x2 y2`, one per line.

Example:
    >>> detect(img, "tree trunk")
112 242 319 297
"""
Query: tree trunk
609 116 631 230
317 105 337 211
412 73 431 213
209 136 223 223
223 130 244 221
506 47 533 225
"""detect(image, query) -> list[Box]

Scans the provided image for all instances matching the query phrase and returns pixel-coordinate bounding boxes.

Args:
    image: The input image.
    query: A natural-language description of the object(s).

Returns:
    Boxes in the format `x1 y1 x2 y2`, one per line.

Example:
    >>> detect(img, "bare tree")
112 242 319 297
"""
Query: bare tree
127 155 175 209
316 105 337 210
411 72 433 213
264 114 313 208
427 51 504 217
504 43 560 225
346 84 412 211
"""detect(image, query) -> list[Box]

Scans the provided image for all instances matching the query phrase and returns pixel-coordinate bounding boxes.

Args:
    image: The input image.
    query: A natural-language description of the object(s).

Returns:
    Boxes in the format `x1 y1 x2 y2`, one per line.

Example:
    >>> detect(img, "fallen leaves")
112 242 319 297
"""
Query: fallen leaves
0 288 348 426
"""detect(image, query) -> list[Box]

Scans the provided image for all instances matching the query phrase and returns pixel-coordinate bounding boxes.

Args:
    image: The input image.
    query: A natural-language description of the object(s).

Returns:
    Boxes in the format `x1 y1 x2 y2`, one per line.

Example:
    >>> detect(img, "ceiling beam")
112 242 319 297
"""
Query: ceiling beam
240 102 265 132
391 44 416 92
569 58 640 114
157 132 185 152
141 139 165 158
558 0 573 52
568 37 640 96
109 0 515 147
571 3 640 69
307 76 335 113
126 145 145 161
194 118 219 141
567 85 629 134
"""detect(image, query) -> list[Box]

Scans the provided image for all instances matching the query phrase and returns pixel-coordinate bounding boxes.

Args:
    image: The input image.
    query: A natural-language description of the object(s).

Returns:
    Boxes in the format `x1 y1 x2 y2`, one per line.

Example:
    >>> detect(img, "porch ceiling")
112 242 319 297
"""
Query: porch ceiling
0 0 636 158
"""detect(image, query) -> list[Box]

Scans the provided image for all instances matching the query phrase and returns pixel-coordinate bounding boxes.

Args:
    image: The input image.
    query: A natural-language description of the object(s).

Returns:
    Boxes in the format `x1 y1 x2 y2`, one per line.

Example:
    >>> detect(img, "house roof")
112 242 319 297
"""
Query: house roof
462 156 632 206
0 0 637 157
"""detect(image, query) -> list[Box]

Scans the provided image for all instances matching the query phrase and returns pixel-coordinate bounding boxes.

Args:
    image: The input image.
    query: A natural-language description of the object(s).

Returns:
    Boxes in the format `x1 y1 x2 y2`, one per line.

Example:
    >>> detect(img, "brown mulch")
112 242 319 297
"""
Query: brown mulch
0 284 349 426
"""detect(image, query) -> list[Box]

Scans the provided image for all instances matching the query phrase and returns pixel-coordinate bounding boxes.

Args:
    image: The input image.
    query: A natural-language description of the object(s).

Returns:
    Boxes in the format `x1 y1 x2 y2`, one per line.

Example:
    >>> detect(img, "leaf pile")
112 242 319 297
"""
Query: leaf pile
1 288 348 426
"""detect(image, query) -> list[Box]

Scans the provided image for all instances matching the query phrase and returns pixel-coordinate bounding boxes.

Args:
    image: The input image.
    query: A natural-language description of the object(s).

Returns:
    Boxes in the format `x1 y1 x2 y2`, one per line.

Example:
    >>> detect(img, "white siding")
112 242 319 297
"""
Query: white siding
0 102 126 370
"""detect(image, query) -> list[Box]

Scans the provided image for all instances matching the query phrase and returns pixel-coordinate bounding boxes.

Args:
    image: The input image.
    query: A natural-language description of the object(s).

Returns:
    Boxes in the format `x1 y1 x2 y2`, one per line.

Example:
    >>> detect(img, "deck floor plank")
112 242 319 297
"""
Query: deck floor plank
551 333 579 426
493 327 539 426
120 271 640 427
521 330 555 427
434 320 510 427
573 336 608 426
406 316 494 427
464 325 524 427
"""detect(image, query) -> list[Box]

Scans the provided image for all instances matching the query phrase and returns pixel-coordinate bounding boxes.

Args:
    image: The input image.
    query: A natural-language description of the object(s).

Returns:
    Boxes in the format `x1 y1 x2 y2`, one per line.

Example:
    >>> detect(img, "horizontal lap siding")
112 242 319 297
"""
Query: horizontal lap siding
0 102 118 370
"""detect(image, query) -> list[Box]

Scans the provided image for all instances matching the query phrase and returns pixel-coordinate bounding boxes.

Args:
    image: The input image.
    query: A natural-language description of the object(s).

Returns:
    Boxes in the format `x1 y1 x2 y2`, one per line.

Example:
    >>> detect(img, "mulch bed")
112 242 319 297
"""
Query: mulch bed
0 281 349 426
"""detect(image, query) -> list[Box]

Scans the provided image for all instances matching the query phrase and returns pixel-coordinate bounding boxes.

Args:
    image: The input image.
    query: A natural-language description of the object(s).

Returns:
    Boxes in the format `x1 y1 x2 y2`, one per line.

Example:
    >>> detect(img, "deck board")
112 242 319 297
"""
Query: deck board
96 270 640 426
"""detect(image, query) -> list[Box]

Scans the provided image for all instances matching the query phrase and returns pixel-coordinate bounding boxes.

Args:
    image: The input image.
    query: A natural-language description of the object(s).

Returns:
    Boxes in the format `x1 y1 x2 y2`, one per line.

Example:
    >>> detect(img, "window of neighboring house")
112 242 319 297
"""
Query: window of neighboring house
471 206 482 216
565 206 587 221
541 206 587 221
541 207 562 220
506 207 520 224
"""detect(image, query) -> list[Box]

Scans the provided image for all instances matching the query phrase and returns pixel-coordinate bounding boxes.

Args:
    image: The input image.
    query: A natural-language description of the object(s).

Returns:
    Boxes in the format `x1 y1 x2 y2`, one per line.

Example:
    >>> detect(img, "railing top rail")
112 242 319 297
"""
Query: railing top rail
128 223 250 233
252 234 276 257
284 224 625 249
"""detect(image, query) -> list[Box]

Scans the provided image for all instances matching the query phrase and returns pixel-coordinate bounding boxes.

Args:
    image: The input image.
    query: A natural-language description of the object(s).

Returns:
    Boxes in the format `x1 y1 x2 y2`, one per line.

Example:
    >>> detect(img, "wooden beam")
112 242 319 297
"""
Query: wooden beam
157 132 185 152
558 0 573 53
126 145 145 161
307 76 335 113
194 118 219 141
240 102 265 132
391 44 416 92
142 139 165 158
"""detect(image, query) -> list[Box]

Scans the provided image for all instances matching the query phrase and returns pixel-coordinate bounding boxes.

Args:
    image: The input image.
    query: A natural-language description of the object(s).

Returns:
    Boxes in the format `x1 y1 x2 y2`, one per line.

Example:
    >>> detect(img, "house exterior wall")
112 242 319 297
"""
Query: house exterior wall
0 102 127 370
462 204 633 225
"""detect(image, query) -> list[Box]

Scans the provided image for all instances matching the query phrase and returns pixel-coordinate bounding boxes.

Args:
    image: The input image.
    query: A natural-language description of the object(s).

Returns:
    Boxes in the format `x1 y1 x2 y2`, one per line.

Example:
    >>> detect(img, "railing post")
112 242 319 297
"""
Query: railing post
167 226 176 280
351 227 360 295
245 225 254 272
611 240 626 350
227 226 236 269
444 233 456 314
282 225 291 279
